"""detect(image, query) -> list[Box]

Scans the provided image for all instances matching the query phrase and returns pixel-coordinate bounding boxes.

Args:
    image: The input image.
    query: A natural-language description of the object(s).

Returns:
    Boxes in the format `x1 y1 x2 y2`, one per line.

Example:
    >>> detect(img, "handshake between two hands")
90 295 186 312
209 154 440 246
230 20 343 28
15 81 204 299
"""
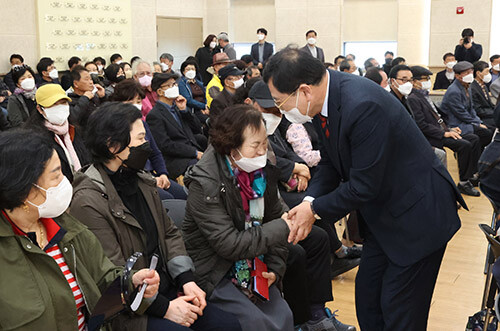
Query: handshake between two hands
281 200 317 245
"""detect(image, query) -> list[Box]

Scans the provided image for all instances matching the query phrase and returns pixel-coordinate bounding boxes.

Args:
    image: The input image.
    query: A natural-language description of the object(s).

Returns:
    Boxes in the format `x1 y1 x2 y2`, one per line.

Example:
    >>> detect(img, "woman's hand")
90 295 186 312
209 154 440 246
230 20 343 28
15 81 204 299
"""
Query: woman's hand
156 174 171 189
262 272 276 287
182 281 207 311
175 95 187 110
132 269 160 298
164 295 203 327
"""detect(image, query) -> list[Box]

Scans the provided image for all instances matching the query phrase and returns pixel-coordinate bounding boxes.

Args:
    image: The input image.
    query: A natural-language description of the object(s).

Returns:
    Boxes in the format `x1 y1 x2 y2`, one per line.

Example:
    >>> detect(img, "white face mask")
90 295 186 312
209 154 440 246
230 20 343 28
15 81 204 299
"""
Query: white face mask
185 70 196 80
133 103 143 111
160 63 169 72
421 80 432 91
97 65 104 72
446 61 457 69
307 38 316 45
280 91 312 124
20 78 36 91
164 85 179 99
49 69 59 80
91 85 98 95
210 41 217 49
493 64 500 71
351 69 360 76
233 149 267 173
43 104 70 125
232 77 244 89
396 81 413 97
483 73 492 84
384 84 391 92
257 34 265 41
261 113 281 135
89 71 98 76
27 176 73 218
12 64 21 70
462 73 474 84
116 60 123 65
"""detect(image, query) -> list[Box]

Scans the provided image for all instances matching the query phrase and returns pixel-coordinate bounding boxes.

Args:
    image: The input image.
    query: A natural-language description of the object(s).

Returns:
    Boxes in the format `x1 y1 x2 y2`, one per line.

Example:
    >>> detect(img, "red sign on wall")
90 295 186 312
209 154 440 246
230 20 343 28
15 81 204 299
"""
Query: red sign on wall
456 6 464 14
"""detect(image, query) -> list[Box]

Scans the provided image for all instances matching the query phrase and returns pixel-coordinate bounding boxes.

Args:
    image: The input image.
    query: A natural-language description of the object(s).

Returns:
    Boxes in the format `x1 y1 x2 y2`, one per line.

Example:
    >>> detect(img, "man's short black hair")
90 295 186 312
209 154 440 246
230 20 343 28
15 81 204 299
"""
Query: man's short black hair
110 53 122 63
68 56 81 69
339 59 352 72
473 61 489 77
70 65 88 85
85 102 142 164
334 55 346 64
130 56 141 65
241 54 253 64
443 52 455 62
257 28 268 35
93 56 106 66
389 64 412 79
36 57 54 74
364 58 376 69
306 30 317 37
365 67 383 85
263 47 325 94
461 28 474 38
385 51 394 57
10 54 24 63
391 57 406 66
0 129 54 210
490 55 500 63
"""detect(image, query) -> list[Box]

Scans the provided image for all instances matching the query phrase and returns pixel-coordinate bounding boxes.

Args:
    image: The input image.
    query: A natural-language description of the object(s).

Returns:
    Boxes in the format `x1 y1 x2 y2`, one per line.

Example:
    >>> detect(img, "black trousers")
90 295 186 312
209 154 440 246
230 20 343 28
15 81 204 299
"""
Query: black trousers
355 233 446 331
474 125 494 149
442 133 481 181
283 225 333 325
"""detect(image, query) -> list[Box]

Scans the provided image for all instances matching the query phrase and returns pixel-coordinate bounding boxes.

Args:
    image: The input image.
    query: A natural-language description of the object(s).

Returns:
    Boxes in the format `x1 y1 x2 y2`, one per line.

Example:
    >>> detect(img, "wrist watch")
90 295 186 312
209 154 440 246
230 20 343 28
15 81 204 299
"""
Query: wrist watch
304 196 321 220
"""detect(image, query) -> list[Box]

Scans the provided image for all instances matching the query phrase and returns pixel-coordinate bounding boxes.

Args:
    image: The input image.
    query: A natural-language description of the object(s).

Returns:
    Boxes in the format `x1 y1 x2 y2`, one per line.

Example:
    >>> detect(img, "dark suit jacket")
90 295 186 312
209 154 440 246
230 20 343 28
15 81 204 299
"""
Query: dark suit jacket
471 80 496 127
407 89 446 149
300 45 325 63
251 42 274 65
146 101 202 178
307 70 464 267
433 70 454 90
209 88 234 120
454 43 482 63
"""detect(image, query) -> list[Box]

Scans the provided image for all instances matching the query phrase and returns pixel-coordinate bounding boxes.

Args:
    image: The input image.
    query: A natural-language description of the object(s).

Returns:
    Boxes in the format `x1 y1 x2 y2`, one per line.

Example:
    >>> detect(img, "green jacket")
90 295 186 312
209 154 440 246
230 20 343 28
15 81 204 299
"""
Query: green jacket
0 211 127 330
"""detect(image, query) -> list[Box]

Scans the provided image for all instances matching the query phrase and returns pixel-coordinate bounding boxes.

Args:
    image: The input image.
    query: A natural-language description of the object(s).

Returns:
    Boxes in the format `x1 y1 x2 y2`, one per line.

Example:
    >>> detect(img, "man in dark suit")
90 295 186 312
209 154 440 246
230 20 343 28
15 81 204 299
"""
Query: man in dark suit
471 60 497 129
433 52 457 90
454 28 482 63
408 66 482 197
146 73 207 178
301 30 325 63
251 28 274 70
264 47 465 331
209 64 245 121
388 64 415 118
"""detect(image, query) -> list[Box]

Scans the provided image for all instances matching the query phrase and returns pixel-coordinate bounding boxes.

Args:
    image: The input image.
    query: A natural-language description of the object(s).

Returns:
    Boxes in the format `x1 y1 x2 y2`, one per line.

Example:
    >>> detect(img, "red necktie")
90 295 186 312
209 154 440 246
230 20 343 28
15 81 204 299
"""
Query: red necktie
319 114 330 138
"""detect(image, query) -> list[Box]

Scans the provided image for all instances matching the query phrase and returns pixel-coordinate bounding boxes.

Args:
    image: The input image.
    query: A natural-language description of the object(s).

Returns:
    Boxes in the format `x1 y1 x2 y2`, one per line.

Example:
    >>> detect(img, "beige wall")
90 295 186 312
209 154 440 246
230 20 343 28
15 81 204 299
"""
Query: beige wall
397 0 431 66
429 0 492 67
343 0 398 42
229 0 275 43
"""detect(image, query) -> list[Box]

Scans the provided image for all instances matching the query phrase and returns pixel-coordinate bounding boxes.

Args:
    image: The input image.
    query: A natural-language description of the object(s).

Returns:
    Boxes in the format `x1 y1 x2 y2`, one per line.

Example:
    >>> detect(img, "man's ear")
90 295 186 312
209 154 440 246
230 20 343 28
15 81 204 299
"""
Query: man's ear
299 84 313 102
244 97 252 105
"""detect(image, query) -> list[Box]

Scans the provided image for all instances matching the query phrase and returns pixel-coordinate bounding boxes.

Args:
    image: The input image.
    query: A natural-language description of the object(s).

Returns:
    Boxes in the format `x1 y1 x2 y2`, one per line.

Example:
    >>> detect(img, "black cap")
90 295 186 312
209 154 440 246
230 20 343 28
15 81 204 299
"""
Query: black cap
151 72 179 91
410 66 433 79
453 61 473 74
249 80 275 108
218 64 245 82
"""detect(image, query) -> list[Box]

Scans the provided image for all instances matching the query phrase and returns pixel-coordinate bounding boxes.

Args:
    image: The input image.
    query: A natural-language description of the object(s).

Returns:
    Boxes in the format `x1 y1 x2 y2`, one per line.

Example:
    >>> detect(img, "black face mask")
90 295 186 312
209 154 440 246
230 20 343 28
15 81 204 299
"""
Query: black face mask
123 141 152 171
385 58 392 65
116 75 126 83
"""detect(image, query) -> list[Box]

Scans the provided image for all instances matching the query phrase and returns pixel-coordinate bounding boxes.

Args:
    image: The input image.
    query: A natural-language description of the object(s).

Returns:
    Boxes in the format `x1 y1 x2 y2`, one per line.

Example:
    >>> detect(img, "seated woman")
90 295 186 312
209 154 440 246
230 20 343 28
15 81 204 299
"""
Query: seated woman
104 63 126 97
0 129 159 330
24 84 90 182
70 102 240 331
110 79 187 200
178 59 209 127
7 65 37 128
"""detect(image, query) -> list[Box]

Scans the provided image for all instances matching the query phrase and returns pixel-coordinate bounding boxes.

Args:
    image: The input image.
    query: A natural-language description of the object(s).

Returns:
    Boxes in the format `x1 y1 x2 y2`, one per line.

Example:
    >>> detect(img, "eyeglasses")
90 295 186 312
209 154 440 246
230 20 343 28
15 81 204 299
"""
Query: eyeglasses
274 89 297 110
161 82 178 89
395 77 412 84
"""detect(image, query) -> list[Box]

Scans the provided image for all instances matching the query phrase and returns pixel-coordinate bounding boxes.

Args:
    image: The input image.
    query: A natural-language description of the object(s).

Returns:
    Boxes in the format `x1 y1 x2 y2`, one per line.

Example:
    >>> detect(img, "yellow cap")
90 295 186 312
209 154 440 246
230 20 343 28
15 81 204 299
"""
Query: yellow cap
35 84 72 107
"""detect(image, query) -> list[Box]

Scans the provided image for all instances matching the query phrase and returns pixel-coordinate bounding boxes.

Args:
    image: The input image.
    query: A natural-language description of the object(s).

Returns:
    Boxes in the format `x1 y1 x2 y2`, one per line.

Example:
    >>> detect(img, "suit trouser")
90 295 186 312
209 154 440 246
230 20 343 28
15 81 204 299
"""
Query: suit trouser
355 233 446 331
474 126 494 149
443 133 481 181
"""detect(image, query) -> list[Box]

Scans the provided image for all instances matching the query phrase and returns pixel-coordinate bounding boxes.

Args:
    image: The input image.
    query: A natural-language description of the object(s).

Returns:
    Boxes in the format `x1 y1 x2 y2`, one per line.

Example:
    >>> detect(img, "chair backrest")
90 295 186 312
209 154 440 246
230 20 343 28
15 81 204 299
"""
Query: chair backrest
162 199 187 228
479 224 500 260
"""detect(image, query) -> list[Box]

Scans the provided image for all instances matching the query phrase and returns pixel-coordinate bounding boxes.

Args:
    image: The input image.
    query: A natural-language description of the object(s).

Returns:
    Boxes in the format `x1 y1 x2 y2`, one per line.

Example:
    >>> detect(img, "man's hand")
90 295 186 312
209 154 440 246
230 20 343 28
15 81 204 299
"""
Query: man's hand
155 174 171 189
164 295 202 328
182 281 207 311
95 84 105 98
201 106 210 115
296 174 309 192
287 201 315 244
175 95 187 110
257 63 263 69
131 269 160 298
0 96 4 103
451 127 462 134
196 151 204 160
464 41 473 50
480 123 488 129
444 131 462 140
293 163 311 180
262 272 276 287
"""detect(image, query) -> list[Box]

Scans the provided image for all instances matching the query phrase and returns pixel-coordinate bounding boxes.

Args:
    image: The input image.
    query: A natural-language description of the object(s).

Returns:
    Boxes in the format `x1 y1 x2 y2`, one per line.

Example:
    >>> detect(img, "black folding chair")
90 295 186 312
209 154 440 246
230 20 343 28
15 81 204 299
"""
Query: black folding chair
479 224 500 326
483 194 500 274
162 199 187 228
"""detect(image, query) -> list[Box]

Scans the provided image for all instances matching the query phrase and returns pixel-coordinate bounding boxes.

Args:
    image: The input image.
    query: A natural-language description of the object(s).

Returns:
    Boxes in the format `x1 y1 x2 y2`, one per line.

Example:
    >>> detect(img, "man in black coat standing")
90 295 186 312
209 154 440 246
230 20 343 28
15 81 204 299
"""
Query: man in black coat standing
454 28 482 63
264 47 465 331
251 28 274 70
433 52 457 90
